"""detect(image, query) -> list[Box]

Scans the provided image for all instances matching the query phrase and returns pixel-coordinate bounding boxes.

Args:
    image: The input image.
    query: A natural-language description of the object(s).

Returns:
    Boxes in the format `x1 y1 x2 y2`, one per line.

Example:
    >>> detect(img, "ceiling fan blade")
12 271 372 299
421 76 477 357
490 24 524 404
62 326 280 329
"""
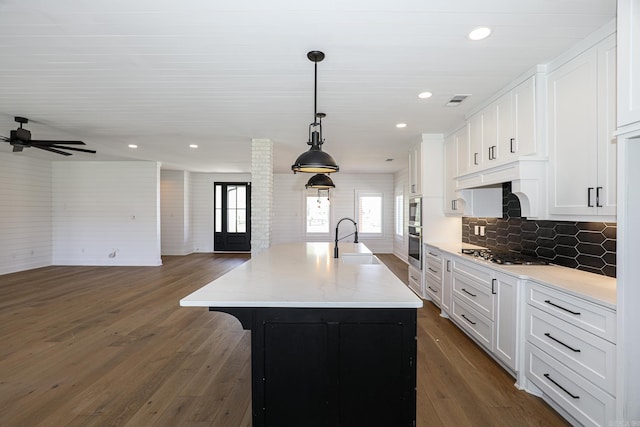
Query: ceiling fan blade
32 145 72 156
28 140 86 146
49 144 96 154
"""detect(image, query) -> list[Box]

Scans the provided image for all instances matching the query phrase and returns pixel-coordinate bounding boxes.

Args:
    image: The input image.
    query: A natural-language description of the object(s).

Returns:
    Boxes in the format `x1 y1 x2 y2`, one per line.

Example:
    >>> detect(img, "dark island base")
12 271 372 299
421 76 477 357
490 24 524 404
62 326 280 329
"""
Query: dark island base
210 307 417 427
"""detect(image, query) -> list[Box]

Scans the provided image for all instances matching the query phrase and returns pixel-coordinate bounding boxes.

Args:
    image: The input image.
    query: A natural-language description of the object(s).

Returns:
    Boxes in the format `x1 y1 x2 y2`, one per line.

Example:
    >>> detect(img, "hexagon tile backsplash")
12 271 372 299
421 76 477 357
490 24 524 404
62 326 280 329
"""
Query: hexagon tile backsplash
462 183 616 277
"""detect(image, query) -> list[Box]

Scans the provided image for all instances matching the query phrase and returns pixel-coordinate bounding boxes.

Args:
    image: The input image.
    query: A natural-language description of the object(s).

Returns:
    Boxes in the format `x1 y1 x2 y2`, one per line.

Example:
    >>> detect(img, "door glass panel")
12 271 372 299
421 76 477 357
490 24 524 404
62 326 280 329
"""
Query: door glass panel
215 184 222 233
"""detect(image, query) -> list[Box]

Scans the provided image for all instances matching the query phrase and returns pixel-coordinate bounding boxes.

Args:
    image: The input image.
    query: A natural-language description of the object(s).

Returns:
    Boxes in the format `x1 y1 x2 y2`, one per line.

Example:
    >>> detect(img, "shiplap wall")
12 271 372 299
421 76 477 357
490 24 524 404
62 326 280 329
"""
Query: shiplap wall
191 172 251 253
161 170 191 255
272 173 394 253
52 161 162 266
0 154 52 275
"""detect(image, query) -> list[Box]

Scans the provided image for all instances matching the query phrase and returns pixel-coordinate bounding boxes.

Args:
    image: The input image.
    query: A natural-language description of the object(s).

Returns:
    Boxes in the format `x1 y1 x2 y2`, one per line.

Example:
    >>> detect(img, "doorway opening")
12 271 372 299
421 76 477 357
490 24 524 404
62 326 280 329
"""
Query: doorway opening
214 182 251 252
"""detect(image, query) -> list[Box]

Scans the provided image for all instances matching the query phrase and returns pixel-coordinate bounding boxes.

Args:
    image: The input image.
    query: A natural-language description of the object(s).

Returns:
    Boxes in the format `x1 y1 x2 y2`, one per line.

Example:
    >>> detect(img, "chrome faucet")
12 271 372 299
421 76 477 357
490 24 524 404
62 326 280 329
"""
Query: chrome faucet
334 217 359 258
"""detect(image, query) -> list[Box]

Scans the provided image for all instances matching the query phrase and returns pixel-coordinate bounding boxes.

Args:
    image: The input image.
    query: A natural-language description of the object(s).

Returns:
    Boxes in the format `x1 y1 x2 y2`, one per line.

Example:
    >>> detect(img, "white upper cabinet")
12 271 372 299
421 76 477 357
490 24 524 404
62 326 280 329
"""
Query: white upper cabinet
408 142 422 195
548 34 616 219
466 76 538 172
444 129 463 214
617 0 640 128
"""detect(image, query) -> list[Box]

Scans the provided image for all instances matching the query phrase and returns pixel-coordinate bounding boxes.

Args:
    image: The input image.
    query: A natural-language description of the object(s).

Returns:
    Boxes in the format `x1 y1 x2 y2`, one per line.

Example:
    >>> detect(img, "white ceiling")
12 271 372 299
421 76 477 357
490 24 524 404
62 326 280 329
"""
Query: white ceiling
0 0 616 174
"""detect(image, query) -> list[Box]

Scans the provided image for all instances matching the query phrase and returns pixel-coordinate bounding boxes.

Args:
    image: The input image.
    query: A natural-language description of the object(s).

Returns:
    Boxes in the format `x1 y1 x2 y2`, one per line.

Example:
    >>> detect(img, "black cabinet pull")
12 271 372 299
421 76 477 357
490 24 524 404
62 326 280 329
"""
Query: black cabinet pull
488 146 493 160
543 373 580 399
544 299 581 315
446 260 451 272
491 278 496 295
544 333 581 352
428 286 438 293
461 314 476 325
596 187 603 207
474 152 478 165
461 288 477 297
452 200 455 210
510 138 515 153
587 187 594 207
428 267 438 273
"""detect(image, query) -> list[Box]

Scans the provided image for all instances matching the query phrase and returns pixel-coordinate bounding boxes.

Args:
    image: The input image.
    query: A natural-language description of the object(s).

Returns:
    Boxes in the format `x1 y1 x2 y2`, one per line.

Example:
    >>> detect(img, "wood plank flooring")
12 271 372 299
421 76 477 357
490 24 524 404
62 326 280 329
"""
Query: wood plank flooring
0 253 569 426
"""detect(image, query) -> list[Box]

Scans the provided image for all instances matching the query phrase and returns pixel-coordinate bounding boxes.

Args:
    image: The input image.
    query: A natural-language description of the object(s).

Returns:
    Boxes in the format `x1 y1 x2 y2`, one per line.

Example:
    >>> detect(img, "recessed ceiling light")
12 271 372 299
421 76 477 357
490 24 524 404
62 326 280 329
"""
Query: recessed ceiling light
396 123 407 128
468 27 492 41
189 144 198 148
128 144 138 149
418 91 433 99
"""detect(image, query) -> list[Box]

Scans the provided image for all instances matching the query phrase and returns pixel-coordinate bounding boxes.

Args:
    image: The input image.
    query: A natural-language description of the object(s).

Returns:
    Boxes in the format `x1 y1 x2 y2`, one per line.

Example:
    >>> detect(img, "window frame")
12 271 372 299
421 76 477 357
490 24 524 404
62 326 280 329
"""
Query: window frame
356 192 384 237
304 189 332 236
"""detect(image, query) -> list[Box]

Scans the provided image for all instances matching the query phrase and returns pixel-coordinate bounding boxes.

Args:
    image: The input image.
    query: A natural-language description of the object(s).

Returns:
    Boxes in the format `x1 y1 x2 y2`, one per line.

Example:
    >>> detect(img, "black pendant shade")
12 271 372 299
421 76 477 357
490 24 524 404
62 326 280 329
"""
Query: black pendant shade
305 173 335 189
291 51 339 174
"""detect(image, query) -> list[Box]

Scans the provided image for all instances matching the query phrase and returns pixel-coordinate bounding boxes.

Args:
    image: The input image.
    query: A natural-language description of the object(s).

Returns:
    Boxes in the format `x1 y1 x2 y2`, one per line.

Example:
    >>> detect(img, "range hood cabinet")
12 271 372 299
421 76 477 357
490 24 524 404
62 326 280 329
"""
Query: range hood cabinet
455 159 547 219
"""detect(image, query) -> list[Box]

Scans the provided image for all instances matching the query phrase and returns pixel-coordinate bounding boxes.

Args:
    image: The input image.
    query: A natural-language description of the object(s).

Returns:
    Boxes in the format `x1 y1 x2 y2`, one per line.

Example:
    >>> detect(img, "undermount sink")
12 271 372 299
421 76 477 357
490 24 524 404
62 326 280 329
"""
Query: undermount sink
340 253 380 264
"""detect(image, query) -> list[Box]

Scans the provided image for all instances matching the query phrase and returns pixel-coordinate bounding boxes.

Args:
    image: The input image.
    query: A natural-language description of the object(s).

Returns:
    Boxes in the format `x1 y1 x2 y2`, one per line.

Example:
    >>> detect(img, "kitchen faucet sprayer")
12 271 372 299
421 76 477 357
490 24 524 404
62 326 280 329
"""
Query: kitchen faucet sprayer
334 217 358 258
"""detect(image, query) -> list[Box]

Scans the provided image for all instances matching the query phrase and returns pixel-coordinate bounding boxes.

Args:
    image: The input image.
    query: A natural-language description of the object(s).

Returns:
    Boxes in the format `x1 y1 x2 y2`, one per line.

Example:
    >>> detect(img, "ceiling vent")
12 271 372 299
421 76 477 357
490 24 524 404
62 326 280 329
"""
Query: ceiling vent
446 94 470 107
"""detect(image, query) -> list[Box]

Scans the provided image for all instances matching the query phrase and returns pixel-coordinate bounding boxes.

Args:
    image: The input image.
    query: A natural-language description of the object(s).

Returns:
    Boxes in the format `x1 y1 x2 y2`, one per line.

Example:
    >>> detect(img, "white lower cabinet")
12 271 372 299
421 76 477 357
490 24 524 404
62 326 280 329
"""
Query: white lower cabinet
408 264 423 298
523 281 616 427
424 247 443 305
451 258 519 373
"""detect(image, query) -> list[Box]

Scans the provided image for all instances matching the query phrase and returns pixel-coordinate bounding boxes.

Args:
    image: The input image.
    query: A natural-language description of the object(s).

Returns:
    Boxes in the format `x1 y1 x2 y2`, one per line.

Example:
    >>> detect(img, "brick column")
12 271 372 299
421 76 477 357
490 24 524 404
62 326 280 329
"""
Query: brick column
251 138 273 255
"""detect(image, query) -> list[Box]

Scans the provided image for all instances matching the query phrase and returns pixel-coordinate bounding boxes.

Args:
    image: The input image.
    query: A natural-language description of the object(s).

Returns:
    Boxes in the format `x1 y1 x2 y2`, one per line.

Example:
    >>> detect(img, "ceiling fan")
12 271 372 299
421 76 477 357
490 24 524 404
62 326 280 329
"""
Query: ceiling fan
1 116 96 156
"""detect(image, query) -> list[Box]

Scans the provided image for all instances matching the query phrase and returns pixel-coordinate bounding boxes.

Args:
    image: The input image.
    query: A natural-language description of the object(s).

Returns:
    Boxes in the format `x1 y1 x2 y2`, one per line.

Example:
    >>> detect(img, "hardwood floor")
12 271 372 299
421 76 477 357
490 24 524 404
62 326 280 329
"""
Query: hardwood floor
0 253 569 426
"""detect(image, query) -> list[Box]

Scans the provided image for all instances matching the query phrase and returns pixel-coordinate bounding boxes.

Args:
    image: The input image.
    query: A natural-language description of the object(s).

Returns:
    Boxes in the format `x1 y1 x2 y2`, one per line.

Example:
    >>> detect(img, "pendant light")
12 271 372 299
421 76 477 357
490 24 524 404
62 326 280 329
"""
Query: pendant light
291 51 339 174
305 173 335 189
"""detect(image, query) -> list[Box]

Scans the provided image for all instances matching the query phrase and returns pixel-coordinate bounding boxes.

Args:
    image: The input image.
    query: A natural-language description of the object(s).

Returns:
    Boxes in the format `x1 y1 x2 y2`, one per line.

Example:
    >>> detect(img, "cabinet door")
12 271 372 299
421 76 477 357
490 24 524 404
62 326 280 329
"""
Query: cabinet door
596 35 617 216
457 123 470 175
512 76 537 158
483 102 499 166
548 47 599 216
441 256 453 315
617 0 640 127
493 272 518 371
408 143 422 195
468 113 484 172
444 134 459 214
494 93 512 164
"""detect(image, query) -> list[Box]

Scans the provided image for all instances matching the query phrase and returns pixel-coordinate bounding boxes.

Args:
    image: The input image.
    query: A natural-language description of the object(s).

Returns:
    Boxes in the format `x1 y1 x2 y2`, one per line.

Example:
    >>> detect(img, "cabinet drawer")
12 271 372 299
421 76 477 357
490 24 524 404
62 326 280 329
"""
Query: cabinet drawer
424 276 442 305
453 258 492 286
425 257 442 281
453 271 494 320
525 343 615 427
526 281 616 343
526 306 616 395
452 297 492 350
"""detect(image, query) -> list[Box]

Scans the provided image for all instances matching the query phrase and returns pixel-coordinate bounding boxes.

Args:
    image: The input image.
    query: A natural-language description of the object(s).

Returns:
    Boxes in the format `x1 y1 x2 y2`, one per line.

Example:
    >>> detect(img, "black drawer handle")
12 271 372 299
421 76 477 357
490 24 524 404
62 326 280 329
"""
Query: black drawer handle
543 373 580 399
428 286 438 293
428 267 438 273
461 314 476 325
428 252 439 257
461 288 477 297
544 300 581 315
544 333 581 353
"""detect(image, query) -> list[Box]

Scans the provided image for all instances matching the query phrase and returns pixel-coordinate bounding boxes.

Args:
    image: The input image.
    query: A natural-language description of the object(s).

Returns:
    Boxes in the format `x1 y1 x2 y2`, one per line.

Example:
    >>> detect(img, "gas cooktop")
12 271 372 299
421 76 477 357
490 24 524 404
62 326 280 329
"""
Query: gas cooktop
460 248 549 265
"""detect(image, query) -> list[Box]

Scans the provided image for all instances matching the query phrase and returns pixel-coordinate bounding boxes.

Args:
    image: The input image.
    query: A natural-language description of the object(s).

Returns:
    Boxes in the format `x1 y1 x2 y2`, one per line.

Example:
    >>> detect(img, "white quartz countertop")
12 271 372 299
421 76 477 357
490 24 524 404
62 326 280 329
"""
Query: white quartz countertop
180 242 423 309
424 240 616 309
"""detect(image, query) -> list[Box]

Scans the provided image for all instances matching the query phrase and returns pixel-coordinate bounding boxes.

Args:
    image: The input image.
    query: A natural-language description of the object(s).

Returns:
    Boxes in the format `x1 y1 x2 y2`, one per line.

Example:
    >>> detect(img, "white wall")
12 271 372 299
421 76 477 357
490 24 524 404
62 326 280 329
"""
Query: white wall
0 154 53 275
161 170 191 255
52 161 162 266
190 172 251 253
272 173 395 253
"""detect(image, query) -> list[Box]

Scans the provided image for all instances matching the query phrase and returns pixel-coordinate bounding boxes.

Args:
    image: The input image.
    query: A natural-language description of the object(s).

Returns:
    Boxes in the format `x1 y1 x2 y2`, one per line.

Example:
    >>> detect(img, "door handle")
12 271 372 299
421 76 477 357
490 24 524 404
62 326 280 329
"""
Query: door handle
510 138 515 153
474 152 478 165
587 187 594 207
491 278 496 295
596 187 603 207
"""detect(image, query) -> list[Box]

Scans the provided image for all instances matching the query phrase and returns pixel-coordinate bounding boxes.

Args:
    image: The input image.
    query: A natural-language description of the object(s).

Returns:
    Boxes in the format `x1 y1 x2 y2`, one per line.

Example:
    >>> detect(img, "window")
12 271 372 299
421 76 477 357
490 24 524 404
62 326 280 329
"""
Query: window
306 192 330 233
358 193 383 234
395 194 403 236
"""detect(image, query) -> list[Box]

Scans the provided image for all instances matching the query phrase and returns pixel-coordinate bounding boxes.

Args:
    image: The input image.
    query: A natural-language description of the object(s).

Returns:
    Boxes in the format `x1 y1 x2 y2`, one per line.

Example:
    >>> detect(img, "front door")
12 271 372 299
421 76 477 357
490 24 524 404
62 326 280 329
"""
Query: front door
214 182 251 252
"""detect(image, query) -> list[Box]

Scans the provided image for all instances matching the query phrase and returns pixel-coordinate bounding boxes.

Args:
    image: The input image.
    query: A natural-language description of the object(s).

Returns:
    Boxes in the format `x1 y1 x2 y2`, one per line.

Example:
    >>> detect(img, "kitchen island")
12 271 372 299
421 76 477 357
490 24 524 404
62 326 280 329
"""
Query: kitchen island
180 242 422 427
